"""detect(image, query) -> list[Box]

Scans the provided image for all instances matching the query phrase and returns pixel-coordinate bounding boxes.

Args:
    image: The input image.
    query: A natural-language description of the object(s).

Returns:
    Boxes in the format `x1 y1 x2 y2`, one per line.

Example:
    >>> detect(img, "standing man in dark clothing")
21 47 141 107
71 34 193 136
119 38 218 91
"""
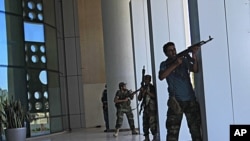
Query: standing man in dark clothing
158 42 202 141
113 82 138 137
138 75 158 141
101 84 109 132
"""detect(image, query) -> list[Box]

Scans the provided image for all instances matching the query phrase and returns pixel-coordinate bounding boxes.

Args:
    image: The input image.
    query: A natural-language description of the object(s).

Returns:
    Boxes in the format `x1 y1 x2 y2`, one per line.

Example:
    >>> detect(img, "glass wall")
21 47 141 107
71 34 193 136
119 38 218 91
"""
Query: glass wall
0 0 62 138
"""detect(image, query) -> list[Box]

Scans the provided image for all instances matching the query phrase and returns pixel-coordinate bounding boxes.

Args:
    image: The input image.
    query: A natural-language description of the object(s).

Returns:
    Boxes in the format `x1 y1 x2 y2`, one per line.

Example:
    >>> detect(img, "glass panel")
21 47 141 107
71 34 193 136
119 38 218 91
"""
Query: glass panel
45 25 58 71
0 13 25 66
0 13 7 65
0 0 4 11
47 71 61 116
0 67 7 90
0 67 27 102
30 112 50 136
24 22 44 42
6 15 25 67
47 71 62 133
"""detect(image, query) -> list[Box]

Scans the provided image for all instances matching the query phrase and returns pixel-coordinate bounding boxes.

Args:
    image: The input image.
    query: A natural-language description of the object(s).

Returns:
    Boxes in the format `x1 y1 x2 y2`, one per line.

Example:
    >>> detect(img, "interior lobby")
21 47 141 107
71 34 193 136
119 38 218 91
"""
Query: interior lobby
0 0 249 141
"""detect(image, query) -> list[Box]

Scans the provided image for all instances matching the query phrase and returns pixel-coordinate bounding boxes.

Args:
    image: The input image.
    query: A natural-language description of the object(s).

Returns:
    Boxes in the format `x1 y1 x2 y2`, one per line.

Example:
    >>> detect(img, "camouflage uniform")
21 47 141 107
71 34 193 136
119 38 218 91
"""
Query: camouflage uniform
139 84 158 138
166 100 202 141
114 89 135 130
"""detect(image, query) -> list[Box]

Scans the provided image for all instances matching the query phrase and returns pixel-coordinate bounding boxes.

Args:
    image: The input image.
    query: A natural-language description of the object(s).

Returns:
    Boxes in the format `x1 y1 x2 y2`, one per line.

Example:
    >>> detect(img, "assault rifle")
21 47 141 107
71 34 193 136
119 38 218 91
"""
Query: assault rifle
165 36 213 66
141 66 146 88
127 66 146 97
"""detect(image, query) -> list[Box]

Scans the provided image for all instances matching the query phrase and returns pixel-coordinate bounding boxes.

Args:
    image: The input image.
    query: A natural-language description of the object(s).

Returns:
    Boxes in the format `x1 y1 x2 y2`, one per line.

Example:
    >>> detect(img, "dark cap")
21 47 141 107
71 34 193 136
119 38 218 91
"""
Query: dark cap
119 82 126 88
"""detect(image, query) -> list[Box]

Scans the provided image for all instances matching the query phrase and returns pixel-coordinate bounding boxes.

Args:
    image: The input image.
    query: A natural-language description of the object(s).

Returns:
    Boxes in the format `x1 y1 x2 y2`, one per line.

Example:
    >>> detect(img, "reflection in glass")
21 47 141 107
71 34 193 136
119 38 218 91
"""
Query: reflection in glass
28 1 35 10
31 45 37 52
27 73 30 81
40 45 45 53
41 56 46 63
37 3 42 11
28 92 31 100
35 102 42 110
45 102 49 110
0 13 7 65
0 0 5 11
24 22 44 42
25 55 29 62
39 70 47 85
34 91 41 99
29 102 32 111
38 13 43 21
28 12 36 20
0 67 7 90
44 91 48 99
31 55 38 63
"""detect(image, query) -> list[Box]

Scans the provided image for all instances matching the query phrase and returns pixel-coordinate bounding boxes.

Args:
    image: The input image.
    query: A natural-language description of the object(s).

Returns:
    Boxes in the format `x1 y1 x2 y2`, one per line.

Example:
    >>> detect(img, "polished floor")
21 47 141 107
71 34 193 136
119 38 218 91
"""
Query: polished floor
26 127 151 141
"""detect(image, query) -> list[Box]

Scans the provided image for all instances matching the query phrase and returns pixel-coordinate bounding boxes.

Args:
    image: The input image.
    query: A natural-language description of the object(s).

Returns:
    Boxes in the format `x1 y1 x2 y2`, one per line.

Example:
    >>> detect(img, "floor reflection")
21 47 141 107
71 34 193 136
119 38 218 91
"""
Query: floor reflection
26 127 145 141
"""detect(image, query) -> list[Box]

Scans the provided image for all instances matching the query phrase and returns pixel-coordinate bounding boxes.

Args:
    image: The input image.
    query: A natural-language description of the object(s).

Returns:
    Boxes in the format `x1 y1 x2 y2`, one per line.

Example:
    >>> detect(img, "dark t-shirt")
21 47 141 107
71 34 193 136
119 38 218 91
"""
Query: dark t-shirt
159 57 196 101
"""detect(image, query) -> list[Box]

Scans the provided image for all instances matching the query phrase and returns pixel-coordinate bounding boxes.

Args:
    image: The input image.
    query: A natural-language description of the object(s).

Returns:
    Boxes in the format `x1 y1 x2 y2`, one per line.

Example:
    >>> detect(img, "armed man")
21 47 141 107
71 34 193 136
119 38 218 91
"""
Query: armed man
138 75 158 141
113 82 138 137
158 42 203 141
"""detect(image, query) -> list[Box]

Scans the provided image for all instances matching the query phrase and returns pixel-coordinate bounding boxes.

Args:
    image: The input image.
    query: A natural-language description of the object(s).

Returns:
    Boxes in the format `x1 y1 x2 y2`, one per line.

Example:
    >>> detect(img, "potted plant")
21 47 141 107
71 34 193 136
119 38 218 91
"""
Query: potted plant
0 98 31 141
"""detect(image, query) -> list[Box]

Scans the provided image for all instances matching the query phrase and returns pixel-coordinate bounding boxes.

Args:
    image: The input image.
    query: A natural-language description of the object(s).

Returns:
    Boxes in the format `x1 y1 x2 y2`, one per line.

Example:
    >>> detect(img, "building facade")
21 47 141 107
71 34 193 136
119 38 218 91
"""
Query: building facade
1 0 250 141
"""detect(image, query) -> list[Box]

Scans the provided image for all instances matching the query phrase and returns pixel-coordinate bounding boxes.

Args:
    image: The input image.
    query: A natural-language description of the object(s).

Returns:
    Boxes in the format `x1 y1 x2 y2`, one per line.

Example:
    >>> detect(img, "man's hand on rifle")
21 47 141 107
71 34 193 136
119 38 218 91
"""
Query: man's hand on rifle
174 57 183 66
191 45 200 54
123 97 129 102
191 45 200 60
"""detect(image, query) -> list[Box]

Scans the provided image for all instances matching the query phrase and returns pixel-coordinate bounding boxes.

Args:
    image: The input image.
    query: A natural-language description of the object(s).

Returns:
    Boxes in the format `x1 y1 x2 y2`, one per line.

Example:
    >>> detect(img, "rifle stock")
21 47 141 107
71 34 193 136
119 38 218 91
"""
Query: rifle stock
166 36 213 66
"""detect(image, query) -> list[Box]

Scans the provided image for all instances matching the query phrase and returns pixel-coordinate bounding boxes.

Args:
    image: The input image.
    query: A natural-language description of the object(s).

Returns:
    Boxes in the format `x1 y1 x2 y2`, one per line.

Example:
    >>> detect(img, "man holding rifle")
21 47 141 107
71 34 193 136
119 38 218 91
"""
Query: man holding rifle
138 75 158 141
113 82 138 137
158 42 202 141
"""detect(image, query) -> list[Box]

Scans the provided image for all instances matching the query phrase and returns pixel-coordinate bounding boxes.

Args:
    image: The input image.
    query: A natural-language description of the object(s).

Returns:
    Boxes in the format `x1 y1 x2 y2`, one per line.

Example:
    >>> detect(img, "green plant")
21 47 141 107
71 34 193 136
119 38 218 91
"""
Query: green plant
0 98 31 132
0 101 7 134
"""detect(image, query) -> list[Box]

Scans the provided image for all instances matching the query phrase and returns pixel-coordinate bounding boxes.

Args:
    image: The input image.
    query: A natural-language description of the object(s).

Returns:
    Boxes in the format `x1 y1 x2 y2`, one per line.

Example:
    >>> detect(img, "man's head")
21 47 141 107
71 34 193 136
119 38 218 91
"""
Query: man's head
119 82 126 90
144 75 151 85
163 42 176 58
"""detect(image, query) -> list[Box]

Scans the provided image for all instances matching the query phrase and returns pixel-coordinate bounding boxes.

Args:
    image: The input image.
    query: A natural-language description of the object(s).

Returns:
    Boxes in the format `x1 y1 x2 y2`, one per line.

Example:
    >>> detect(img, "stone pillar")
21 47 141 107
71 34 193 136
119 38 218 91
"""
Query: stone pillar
101 0 139 130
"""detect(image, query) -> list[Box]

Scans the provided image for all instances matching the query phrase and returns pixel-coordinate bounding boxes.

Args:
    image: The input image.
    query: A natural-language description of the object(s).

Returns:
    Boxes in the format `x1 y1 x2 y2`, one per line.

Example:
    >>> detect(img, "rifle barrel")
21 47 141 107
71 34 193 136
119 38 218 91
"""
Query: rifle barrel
166 36 213 66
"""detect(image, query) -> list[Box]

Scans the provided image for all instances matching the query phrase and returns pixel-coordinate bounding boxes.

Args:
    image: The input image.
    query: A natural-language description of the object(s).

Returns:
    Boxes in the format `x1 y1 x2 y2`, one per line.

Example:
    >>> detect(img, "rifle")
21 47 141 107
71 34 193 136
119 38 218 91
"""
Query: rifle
128 89 141 97
141 66 146 88
125 66 146 97
139 66 146 114
165 36 213 66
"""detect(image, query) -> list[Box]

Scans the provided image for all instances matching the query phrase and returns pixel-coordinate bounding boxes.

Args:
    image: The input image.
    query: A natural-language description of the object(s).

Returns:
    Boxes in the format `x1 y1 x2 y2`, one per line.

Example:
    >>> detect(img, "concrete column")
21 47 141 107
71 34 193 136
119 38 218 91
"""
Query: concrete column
197 0 250 140
57 0 84 130
101 0 139 130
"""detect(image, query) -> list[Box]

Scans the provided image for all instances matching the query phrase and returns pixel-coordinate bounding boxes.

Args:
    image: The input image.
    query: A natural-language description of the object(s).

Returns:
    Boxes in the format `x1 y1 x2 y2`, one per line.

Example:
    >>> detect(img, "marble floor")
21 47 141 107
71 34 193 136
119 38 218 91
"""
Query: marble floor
26 127 150 141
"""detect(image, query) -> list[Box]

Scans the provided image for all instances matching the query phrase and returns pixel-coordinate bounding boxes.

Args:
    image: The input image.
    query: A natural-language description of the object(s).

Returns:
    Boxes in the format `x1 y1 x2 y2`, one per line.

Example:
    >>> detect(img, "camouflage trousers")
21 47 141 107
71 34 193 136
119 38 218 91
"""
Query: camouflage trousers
166 100 202 141
115 107 135 130
142 107 158 136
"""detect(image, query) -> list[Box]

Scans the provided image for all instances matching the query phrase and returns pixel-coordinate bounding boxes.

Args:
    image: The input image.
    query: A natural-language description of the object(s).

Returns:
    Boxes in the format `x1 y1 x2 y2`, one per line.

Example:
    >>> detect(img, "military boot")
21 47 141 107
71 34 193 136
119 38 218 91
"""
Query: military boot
113 128 119 137
144 135 150 141
131 129 138 135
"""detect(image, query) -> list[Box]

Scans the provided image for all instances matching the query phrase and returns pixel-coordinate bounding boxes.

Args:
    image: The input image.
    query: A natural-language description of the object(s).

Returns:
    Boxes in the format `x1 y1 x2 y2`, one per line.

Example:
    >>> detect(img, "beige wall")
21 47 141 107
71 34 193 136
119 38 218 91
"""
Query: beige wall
78 0 106 83
77 0 106 128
